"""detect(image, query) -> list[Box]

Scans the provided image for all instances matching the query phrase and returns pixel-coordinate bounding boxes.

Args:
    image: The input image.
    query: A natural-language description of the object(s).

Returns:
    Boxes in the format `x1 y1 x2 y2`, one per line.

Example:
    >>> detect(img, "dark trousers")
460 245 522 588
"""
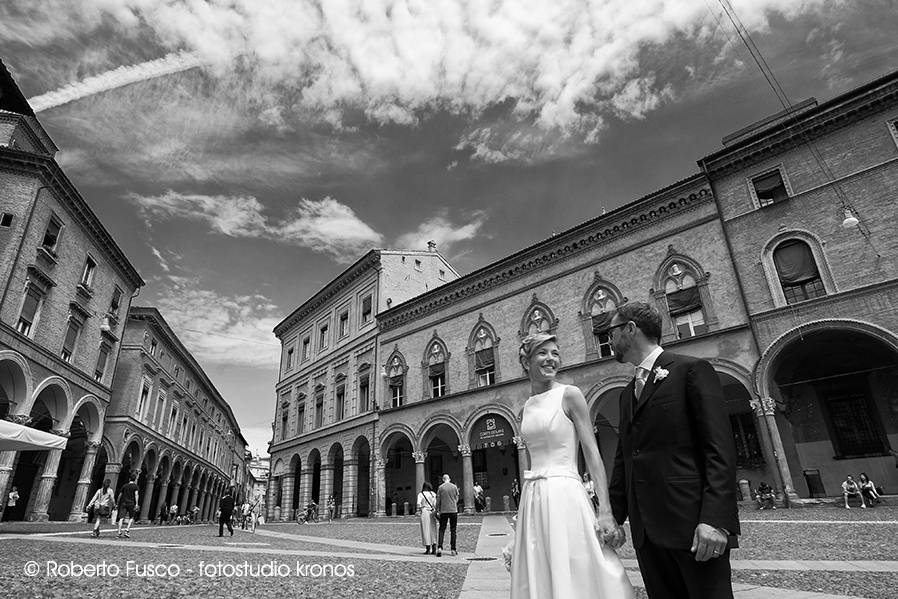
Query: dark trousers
636 533 734 599
219 511 233 536
437 512 457 550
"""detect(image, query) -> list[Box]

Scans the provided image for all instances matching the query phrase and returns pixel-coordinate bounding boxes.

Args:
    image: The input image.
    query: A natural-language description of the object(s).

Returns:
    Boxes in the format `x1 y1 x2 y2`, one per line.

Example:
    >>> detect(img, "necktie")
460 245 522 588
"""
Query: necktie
634 367 649 401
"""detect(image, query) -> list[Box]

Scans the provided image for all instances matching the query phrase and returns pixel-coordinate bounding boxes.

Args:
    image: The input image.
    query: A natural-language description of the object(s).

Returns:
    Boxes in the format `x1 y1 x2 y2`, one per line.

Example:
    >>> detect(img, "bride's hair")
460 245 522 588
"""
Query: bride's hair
519 332 558 372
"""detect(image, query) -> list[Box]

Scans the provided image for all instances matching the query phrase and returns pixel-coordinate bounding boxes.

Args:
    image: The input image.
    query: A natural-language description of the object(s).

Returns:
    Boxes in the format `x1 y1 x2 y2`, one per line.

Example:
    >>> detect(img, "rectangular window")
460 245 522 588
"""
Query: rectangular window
318 323 328 350
674 309 708 339
430 373 446 398
438 269 446 280
156 390 166 428
80 256 97 287
301 336 311 360
752 170 789 207
16 287 42 336
109 287 122 316
150 338 158 357
594 331 614 358
169 407 177 435
475 347 496 387
94 345 110 382
315 391 324 428
0 212 12 227
60 319 81 363
281 411 288 440
335 385 345 421
137 380 151 418
297 403 305 434
42 217 62 252
730 412 764 469
339 310 349 338
361 295 373 324
782 279 827 304
414 259 422 271
359 376 370 413
285 347 295 371
390 382 403 408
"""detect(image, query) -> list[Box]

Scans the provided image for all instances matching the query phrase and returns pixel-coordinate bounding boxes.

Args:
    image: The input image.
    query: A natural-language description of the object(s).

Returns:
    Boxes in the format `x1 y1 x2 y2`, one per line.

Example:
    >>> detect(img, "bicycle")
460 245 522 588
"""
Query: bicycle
296 503 319 525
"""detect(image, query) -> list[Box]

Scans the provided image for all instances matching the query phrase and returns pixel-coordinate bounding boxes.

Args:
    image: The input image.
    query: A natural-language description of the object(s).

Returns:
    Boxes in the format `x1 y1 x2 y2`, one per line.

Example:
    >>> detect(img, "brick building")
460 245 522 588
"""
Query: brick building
267 246 458 520
698 70 898 501
0 60 144 521
267 69 898 515
102 307 249 522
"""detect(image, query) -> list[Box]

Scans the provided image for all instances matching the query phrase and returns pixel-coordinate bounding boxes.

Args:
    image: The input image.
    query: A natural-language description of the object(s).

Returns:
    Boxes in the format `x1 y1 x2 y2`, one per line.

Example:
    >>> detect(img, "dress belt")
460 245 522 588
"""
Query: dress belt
522 469 582 483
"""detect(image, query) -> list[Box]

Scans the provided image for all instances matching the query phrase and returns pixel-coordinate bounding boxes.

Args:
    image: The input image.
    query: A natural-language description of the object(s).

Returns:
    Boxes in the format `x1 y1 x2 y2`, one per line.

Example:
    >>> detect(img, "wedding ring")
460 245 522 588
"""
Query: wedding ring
712 549 719 554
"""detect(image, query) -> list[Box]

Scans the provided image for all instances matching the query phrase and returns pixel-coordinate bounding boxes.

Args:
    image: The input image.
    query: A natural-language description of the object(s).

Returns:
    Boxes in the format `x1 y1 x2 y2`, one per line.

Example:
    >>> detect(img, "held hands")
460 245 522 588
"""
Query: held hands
690 523 727 561
594 511 626 549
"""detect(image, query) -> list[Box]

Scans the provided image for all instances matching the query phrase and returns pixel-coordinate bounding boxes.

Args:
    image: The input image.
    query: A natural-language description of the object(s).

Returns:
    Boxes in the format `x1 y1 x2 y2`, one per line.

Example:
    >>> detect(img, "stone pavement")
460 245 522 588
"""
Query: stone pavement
459 514 891 599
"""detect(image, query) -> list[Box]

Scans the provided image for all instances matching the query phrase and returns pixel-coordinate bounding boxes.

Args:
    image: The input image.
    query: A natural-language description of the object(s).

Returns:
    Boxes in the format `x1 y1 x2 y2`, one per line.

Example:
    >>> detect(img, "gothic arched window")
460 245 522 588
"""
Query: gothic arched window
466 314 501 388
422 335 449 399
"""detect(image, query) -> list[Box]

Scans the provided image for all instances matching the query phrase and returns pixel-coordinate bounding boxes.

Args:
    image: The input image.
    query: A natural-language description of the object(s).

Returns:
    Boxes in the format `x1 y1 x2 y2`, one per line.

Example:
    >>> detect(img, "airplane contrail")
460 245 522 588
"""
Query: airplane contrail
28 51 205 113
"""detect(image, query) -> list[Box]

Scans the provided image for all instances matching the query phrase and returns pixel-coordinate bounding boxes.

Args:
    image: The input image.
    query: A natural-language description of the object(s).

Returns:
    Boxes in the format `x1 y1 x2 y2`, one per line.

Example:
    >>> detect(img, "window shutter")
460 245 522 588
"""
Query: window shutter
666 287 702 315
774 240 820 284
591 312 613 334
474 348 494 369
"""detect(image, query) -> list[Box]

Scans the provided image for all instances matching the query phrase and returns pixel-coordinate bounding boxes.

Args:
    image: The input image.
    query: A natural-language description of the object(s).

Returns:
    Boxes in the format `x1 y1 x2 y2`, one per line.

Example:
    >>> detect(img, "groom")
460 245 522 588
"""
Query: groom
607 302 740 599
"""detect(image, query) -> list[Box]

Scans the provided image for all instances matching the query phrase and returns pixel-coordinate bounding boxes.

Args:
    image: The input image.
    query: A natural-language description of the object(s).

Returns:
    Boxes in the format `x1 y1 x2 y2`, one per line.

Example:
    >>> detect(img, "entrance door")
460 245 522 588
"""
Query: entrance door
817 375 887 458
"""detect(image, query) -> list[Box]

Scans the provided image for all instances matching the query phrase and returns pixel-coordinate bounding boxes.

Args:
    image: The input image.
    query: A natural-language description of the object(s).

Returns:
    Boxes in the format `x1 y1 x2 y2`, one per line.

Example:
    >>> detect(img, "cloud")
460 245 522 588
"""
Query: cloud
129 191 383 261
395 210 488 254
21 0 831 163
151 279 282 369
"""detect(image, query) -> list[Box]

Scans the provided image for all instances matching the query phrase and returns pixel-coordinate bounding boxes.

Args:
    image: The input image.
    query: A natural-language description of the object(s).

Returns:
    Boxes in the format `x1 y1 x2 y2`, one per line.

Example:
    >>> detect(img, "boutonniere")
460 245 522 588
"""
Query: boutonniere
653 366 669 383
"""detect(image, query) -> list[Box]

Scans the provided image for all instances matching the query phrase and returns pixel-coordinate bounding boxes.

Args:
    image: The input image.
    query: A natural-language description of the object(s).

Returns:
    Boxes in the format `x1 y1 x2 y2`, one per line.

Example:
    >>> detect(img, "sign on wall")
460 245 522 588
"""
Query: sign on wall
471 415 513 450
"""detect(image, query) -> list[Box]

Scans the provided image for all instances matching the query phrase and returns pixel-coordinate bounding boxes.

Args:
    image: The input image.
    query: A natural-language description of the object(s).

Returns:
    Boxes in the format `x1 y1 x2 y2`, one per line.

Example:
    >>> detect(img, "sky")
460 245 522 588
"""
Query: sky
1 1 896 457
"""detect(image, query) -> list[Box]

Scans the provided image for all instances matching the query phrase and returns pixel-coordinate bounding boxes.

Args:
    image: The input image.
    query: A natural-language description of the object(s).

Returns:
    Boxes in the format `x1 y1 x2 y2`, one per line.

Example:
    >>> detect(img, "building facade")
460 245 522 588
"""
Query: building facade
267 69 898 515
267 246 458 520
0 61 145 521
102 307 248 522
698 70 898 501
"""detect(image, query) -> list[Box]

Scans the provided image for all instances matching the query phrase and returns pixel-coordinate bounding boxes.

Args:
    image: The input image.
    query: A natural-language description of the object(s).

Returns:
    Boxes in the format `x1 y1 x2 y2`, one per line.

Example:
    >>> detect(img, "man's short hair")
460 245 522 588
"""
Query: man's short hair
614 302 663 343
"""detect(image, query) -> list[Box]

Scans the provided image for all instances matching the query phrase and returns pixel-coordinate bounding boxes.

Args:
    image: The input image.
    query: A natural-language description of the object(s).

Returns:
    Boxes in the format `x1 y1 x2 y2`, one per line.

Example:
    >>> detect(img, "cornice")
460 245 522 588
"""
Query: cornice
0 148 144 289
700 71 898 176
273 250 380 337
379 177 712 332
0 111 52 154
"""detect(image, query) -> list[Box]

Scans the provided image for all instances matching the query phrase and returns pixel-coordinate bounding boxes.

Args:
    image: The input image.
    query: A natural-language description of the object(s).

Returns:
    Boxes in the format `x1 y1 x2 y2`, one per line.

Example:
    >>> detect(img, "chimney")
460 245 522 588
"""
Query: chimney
427 240 437 252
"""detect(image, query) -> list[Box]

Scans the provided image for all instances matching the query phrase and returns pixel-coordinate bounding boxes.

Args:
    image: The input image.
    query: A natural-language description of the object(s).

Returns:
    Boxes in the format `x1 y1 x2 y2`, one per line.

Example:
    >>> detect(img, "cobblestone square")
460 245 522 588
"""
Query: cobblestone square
3 506 898 599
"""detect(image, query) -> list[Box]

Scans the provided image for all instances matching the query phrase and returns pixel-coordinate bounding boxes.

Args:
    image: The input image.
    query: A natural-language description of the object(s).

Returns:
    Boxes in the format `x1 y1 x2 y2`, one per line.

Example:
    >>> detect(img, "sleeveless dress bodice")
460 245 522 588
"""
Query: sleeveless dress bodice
520 385 581 479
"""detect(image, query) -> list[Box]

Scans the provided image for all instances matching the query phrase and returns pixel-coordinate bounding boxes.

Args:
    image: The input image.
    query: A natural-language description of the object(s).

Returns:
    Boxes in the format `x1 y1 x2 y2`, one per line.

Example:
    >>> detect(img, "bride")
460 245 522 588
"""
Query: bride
510 332 633 599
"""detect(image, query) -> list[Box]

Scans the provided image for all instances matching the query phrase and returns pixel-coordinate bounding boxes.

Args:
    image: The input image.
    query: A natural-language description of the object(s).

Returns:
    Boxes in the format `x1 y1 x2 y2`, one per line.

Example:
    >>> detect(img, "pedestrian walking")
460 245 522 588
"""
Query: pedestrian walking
417 482 438 554
435 474 459 557
116 472 139 538
218 487 235 537
88 479 116 538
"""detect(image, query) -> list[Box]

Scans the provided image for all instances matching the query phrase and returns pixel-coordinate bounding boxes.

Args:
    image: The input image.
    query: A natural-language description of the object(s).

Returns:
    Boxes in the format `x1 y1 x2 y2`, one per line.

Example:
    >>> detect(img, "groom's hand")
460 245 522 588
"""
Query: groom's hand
691 523 727 561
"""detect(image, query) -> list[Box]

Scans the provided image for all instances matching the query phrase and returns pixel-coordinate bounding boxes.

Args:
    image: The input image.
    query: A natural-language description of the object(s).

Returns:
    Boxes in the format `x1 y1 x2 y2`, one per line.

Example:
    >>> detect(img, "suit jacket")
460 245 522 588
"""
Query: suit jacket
609 351 740 550
436 481 459 513
219 494 235 514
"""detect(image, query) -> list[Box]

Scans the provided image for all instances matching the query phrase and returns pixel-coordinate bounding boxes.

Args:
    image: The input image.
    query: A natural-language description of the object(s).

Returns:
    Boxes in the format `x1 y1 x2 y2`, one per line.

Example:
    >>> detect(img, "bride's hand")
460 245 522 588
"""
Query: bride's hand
594 511 619 547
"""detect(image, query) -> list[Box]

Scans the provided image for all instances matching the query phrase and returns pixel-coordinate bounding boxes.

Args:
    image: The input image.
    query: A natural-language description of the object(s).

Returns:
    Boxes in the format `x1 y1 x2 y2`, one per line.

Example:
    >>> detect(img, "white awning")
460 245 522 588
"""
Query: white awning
0 419 68 451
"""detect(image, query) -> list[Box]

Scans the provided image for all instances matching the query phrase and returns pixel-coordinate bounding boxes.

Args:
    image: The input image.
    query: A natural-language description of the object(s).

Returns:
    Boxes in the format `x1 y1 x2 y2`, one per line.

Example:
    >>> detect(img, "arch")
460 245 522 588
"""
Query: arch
466 314 502 388
0 350 33 418
327 441 345 465
579 274 628 361
651 248 718 342
29 376 73 429
584 375 633 422
707 358 755 394
99 435 118 464
418 414 465 450
760 229 837 308
379 423 417 455
754 318 898 400
422 331 451 399
463 404 522 442
518 293 559 340
289 452 302 472
71 395 104 443
384 345 408 408
351 435 372 457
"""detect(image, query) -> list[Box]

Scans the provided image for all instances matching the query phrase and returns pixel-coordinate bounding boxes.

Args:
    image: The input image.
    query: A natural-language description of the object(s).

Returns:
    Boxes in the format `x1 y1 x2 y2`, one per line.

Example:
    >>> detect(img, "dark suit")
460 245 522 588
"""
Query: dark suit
218 493 235 536
609 351 740 599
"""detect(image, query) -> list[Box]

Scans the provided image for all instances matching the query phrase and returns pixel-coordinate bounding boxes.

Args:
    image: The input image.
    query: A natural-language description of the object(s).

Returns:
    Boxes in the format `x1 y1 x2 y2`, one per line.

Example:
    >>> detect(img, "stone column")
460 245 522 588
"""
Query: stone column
459 444 475 515
268 477 280 521
168 481 182 509
68 441 101 522
752 397 800 506
27 443 65 522
139 476 157 522
513 436 529 481
187 484 198 513
413 451 426 509
281 473 296 521
0 450 17 520
105 462 123 493
374 457 387 517
199 486 209 521
320 464 334 507
299 469 312 509
342 458 358 518
178 483 191 513
156 479 171 520
265 477 276 521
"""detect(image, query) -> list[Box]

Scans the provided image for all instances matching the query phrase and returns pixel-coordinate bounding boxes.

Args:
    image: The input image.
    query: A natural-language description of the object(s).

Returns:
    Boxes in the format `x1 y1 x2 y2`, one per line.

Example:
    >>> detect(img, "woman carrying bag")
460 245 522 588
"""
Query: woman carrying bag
88 479 116 538
417 482 438 555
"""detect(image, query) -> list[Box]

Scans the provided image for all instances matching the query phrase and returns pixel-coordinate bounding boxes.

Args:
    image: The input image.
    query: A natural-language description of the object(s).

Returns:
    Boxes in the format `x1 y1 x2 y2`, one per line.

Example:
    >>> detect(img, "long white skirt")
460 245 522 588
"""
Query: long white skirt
419 508 437 545
510 474 633 599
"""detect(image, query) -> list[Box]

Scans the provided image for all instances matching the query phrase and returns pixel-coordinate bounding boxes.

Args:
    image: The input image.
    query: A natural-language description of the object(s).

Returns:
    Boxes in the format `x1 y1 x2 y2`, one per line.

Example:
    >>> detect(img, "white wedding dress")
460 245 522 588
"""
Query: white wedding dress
510 384 634 599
